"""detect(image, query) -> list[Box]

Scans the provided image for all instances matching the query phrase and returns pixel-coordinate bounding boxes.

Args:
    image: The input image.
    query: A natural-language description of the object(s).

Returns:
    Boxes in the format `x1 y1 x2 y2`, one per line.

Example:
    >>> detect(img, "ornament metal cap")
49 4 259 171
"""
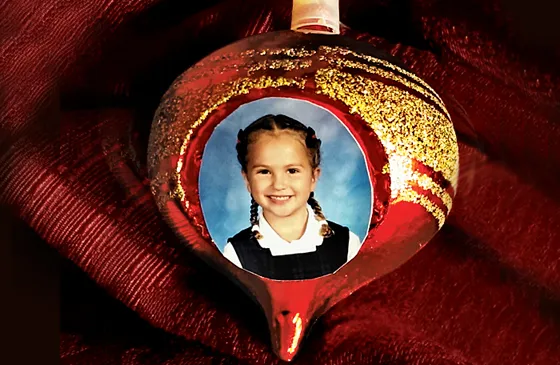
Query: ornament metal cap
291 0 340 35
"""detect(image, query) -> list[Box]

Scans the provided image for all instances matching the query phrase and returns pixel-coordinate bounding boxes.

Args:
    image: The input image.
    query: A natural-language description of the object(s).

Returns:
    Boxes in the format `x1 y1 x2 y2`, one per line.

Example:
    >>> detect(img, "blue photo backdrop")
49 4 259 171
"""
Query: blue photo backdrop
198 97 372 251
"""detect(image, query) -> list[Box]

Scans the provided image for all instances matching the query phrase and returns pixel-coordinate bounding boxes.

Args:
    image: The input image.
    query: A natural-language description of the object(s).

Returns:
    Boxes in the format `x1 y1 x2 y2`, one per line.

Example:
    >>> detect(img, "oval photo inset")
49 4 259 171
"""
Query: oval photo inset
199 97 373 280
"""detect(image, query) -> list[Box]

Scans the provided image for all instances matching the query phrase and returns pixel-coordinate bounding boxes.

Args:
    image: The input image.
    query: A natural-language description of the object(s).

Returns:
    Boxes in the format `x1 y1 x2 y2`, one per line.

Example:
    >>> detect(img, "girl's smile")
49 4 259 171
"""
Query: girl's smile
268 195 293 203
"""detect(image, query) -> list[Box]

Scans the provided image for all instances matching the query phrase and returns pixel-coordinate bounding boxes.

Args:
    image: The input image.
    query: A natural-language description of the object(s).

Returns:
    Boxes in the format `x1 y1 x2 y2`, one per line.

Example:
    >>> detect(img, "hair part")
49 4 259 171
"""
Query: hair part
236 114 321 173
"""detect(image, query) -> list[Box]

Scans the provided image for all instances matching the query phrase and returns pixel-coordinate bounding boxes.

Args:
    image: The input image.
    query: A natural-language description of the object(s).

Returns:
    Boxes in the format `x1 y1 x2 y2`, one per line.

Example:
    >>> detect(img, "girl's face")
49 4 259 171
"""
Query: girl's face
242 132 320 223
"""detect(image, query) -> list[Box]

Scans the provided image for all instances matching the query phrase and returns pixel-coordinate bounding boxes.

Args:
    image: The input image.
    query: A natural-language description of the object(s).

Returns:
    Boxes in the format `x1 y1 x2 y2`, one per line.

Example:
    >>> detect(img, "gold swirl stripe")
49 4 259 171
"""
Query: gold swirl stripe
255 47 317 58
387 154 453 209
322 57 449 120
386 153 452 218
413 171 453 212
314 68 459 187
319 46 447 115
248 59 313 73
393 189 446 229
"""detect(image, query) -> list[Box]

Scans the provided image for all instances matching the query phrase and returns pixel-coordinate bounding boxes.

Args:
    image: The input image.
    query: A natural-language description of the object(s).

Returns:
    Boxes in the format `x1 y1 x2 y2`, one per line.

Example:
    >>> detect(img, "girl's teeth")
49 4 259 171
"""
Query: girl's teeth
271 196 290 200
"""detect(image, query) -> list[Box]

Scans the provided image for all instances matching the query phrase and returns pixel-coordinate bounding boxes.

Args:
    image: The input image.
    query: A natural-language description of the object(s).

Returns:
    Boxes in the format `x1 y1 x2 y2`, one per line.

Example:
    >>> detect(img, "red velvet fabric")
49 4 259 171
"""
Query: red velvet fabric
2 0 559 364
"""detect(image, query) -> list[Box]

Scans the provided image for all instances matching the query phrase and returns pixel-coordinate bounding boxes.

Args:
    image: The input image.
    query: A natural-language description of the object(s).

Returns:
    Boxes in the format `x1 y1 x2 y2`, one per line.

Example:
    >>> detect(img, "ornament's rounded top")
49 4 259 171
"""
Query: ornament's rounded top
291 0 340 35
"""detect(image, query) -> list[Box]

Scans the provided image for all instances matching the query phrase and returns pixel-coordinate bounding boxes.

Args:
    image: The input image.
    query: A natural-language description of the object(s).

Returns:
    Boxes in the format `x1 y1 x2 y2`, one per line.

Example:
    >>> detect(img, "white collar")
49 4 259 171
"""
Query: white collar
251 204 327 256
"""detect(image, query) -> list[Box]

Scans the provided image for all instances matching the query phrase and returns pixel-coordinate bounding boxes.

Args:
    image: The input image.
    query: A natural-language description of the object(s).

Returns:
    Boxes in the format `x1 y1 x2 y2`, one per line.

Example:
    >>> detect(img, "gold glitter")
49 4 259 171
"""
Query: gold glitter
394 189 446 228
319 46 447 112
173 76 307 201
314 68 458 187
324 57 449 119
248 59 313 74
387 154 414 199
256 48 317 58
185 49 317 83
382 163 390 174
173 47 314 85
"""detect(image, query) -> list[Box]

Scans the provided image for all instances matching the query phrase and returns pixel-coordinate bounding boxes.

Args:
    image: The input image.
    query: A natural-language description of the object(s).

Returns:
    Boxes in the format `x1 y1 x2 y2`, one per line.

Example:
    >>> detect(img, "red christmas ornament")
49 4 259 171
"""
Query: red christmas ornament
148 2 458 360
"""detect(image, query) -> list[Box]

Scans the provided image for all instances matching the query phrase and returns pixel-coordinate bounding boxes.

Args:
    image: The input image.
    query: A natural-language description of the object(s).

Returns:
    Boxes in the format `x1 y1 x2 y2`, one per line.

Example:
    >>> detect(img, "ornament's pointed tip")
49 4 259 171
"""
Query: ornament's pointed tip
277 352 297 363
270 310 307 362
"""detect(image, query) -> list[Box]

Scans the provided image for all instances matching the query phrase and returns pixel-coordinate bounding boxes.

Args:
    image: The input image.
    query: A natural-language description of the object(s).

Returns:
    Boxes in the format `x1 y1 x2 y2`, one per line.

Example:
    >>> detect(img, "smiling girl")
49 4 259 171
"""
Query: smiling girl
222 114 362 280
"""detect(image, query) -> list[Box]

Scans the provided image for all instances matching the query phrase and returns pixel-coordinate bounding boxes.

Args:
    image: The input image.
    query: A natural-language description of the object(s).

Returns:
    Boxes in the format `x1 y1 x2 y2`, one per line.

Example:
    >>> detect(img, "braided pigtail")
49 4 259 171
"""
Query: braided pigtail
250 197 263 240
308 192 333 238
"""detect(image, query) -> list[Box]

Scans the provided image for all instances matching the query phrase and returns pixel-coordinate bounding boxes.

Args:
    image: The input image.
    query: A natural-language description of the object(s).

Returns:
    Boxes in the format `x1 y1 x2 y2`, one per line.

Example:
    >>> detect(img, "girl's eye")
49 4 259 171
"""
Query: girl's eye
287 168 299 174
257 169 270 175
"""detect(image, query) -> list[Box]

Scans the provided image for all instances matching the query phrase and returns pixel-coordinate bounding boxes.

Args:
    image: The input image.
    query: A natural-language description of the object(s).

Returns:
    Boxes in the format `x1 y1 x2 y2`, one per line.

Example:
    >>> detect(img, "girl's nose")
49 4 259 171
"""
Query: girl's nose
272 174 287 189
